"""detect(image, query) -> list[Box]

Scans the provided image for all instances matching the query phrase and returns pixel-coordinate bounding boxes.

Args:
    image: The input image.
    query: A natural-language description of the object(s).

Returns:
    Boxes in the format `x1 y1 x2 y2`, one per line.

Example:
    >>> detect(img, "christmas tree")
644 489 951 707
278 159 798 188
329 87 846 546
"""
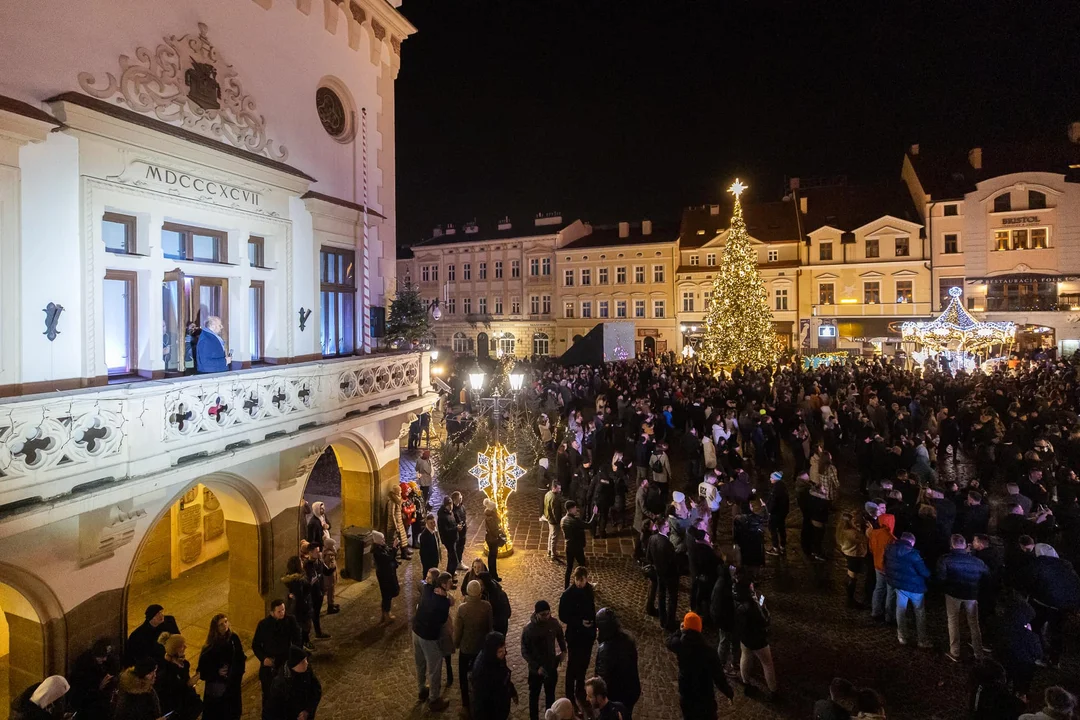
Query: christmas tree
386 284 433 346
699 179 777 368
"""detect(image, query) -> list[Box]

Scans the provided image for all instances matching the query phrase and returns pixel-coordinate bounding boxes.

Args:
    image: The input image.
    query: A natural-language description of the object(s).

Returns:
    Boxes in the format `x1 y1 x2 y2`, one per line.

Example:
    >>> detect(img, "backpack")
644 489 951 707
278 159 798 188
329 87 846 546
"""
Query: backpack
651 456 664 474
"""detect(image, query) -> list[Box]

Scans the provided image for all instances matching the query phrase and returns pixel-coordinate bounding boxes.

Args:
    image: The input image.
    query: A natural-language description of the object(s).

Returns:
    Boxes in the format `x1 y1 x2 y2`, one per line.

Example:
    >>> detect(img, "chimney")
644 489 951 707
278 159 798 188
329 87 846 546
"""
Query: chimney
709 204 720 216
968 147 982 170
432 225 443 237
618 221 630 238
799 197 808 214
497 216 512 231
1069 122 1080 144
642 219 653 235
464 220 479 234
789 177 801 191
445 223 456 236
909 143 920 156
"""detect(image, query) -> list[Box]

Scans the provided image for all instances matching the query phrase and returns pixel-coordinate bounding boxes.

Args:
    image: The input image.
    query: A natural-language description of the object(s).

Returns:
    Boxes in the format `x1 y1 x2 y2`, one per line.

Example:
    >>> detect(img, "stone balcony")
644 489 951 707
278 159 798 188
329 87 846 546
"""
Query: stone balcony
0 353 431 510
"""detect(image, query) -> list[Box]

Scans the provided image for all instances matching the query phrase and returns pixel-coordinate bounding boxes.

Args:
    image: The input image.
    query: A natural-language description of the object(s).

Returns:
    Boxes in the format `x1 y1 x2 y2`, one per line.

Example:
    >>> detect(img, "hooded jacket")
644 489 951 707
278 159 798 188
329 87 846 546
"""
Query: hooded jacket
520 613 566 675
10 682 60 720
281 571 311 622
665 629 733 717
595 612 641 707
868 514 896 573
471 632 516 720
385 489 408 543
113 669 162 720
884 540 931 594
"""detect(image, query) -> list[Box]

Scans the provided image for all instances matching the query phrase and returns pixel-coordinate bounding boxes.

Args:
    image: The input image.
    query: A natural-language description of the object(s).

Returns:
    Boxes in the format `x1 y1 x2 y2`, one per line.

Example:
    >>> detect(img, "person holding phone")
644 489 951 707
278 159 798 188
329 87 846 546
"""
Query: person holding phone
734 580 778 699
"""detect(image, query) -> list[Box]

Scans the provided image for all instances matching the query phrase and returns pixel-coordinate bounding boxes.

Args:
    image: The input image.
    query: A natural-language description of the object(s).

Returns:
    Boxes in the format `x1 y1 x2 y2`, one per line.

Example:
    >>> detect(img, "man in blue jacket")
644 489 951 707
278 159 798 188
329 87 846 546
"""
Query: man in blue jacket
885 531 931 648
936 534 989 662
195 316 231 373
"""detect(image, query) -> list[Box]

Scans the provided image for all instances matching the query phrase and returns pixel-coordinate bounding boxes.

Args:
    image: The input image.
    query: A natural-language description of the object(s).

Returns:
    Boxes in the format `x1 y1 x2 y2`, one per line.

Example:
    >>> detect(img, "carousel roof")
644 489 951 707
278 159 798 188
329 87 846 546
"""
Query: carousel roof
900 287 1015 349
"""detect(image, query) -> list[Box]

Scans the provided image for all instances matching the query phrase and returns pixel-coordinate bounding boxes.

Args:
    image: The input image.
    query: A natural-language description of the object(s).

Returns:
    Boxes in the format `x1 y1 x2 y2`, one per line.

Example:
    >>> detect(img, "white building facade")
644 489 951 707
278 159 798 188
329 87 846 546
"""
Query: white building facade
0 0 433 696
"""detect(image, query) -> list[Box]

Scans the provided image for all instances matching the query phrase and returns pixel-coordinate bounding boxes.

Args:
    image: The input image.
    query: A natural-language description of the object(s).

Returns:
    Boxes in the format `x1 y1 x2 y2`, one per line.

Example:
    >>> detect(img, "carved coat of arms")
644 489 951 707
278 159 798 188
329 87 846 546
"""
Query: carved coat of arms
185 61 221 111
78 22 288 161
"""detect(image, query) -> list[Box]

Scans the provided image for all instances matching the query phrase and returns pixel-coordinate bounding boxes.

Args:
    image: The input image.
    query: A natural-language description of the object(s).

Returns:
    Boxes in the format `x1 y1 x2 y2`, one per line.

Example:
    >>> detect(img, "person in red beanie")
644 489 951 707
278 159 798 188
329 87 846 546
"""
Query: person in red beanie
665 611 733 719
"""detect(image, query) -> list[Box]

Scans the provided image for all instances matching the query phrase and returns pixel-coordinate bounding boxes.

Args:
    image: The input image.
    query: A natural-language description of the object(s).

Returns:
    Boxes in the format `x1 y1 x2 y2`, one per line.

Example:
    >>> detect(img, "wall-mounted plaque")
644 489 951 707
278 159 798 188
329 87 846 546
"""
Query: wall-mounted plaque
203 487 221 512
204 509 225 541
179 503 202 536
179 533 203 564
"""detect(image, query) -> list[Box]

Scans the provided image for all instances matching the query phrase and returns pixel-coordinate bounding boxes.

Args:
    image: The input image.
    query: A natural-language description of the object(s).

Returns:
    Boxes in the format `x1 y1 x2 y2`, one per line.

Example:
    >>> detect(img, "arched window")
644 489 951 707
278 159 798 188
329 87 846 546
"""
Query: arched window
498 332 516 357
533 332 550 357
993 193 1011 213
1029 190 1047 210
452 332 468 354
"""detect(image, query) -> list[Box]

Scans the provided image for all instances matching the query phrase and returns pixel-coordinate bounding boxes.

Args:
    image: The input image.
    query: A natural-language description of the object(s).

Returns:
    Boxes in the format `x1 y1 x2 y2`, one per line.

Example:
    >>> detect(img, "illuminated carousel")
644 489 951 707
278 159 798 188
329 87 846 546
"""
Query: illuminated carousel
901 287 1015 374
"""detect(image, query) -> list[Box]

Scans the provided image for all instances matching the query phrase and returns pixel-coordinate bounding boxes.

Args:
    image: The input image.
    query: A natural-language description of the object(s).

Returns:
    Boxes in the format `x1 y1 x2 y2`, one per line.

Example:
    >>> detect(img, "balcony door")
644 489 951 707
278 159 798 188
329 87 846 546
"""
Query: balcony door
162 270 229 374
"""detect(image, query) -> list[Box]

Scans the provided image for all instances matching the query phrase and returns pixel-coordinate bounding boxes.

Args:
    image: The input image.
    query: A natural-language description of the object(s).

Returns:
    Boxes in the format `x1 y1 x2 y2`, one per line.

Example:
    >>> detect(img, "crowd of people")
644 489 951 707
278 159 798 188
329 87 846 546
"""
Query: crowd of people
12 349 1080 720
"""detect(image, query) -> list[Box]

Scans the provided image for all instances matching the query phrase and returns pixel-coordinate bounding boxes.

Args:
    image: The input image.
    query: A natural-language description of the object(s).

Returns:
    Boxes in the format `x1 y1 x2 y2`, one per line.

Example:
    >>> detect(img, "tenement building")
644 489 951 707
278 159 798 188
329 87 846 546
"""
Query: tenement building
675 201 801 352
903 138 1080 354
794 182 931 354
555 221 680 356
399 214 590 358
0 0 433 698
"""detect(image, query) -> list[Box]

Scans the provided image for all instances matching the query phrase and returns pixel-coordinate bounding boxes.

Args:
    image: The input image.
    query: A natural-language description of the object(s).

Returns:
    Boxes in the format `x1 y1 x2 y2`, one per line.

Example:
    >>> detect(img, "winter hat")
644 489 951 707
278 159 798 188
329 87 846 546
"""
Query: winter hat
545 698 575 720
1034 543 1059 558
483 498 498 512
539 458 550 470
30 676 69 708
900 532 916 546
534 600 551 615
370 531 386 545
133 656 157 678
287 646 309 671
163 634 186 657
672 491 686 504
467 580 482 598
682 611 703 633
144 604 164 621
770 471 783 482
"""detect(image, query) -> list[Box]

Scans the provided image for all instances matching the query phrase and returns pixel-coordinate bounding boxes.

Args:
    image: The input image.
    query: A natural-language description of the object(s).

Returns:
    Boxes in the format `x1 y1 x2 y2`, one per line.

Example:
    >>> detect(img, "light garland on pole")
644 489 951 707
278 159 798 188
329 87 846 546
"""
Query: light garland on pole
469 443 525 557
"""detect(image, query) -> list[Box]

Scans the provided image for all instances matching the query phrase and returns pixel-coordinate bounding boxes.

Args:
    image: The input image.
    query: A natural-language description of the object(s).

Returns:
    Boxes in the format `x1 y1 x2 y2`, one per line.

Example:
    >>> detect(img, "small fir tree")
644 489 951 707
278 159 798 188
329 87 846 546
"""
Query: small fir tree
699 179 777 368
386 284 433 346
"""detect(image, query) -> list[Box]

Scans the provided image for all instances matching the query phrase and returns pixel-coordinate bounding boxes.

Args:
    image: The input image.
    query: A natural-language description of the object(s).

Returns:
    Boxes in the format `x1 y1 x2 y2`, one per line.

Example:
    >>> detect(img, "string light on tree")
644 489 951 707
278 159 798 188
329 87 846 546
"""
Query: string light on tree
699 178 778 368
469 443 525 557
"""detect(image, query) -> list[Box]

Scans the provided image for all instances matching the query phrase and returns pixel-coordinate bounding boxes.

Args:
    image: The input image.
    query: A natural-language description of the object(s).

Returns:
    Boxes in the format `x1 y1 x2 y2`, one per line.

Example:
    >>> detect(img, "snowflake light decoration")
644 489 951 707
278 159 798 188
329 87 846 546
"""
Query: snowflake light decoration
469 443 524 556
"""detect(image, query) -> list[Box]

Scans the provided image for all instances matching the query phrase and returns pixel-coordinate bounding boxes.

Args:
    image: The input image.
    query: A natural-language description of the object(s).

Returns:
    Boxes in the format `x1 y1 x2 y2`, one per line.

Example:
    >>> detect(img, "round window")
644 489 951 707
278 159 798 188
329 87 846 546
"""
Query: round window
316 86 349 139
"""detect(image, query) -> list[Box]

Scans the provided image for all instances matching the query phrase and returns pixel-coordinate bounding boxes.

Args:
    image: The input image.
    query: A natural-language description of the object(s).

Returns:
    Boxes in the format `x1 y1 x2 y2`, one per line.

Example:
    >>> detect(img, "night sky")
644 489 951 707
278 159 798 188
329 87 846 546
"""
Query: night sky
395 0 1080 247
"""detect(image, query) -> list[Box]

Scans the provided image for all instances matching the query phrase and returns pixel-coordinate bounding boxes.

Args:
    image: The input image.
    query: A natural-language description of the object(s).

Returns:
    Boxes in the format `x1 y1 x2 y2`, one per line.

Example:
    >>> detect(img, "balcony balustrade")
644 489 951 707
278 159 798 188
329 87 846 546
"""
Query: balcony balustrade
0 353 429 509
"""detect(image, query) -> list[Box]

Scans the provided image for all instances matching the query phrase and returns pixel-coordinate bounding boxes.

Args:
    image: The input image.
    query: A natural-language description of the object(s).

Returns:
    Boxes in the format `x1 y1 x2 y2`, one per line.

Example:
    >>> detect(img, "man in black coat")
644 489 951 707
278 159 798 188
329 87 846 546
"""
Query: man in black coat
558 566 597 707
646 520 679 631
437 497 460 574
665 612 733 719
268 647 322 720
124 604 179 666
687 527 718 615
594 608 641 714
765 471 789 555
252 599 302 719
451 491 468 567
561 501 590 589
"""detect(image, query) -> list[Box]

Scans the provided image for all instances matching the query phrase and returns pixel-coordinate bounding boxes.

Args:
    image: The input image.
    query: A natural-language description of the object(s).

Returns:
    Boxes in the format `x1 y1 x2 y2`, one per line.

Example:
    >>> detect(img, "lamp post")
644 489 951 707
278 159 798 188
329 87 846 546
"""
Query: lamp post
467 370 526 557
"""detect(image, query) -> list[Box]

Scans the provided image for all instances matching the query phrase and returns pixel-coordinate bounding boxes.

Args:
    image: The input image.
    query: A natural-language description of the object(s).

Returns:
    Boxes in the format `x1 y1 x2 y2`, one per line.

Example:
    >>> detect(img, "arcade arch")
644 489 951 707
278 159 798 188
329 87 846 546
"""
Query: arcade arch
0 564 65 708
123 474 269 670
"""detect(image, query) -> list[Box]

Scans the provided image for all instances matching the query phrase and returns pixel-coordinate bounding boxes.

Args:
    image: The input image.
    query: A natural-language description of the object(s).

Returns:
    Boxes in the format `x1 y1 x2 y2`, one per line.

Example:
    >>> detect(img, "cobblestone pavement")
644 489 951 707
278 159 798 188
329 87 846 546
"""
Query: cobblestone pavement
241 447 1079 720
